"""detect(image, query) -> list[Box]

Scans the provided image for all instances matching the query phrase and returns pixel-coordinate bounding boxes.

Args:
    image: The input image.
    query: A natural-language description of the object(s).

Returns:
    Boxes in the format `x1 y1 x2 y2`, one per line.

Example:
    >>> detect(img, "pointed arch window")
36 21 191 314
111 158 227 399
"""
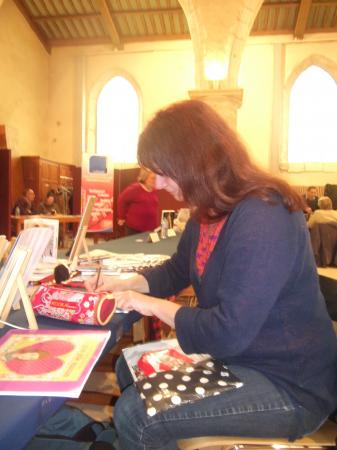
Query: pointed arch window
96 76 140 163
285 65 337 171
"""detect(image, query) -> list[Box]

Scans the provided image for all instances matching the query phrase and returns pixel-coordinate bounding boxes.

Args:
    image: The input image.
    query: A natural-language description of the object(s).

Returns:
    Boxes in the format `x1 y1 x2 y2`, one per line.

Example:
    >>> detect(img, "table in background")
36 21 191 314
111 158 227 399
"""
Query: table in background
11 214 82 247
89 231 181 257
317 267 337 321
0 308 139 450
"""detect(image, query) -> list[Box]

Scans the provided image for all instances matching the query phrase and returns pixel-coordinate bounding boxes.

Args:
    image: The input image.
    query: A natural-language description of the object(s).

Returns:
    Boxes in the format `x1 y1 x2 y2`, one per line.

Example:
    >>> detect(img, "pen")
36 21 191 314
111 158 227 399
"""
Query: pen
94 265 102 291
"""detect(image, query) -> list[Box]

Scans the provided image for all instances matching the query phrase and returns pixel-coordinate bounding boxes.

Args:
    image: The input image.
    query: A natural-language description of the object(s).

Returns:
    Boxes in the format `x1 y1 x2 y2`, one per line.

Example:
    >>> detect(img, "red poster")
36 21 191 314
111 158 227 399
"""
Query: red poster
81 154 114 232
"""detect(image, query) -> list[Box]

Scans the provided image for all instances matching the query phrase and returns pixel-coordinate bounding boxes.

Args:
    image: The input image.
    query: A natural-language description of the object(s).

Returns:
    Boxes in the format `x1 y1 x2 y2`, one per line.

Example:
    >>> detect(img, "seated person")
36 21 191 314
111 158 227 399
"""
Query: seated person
302 186 319 214
38 191 60 215
12 188 36 215
308 196 337 228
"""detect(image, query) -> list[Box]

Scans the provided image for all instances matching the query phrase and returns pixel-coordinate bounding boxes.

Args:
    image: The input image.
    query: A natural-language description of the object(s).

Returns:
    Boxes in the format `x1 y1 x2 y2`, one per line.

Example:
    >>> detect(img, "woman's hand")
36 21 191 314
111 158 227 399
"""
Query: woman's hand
114 291 158 316
84 274 129 292
117 219 126 226
114 290 182 328
84 273 150 294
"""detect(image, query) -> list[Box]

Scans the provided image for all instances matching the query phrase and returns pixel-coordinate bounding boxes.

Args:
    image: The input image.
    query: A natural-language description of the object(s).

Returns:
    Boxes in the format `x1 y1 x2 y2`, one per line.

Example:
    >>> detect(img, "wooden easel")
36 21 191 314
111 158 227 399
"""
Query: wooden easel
0 247 38 330
0 235 9 263
68 196 96 271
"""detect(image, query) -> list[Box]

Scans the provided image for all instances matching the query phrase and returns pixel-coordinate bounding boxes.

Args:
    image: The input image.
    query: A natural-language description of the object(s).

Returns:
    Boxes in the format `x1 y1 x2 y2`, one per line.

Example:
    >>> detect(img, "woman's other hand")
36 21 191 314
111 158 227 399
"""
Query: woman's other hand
84 274 127 292
115 290 181 328
84 273 150 294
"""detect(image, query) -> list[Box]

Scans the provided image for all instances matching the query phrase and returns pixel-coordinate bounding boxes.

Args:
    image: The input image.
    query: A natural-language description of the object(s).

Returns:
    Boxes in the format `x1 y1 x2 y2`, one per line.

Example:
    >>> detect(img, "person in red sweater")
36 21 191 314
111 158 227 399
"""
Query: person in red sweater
117 169 159 235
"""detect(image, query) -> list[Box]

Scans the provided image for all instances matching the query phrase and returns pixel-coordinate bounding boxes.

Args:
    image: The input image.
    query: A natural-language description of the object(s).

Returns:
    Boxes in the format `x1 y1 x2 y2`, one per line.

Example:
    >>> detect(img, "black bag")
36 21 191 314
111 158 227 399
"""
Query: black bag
24 405 118 450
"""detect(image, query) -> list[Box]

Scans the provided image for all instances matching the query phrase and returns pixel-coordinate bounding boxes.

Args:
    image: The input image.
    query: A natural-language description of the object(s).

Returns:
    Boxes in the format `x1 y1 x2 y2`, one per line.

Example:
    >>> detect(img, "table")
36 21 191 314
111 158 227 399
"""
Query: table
0 232 180 449
317 267 337 321
11 214 82 247
0 307 140 450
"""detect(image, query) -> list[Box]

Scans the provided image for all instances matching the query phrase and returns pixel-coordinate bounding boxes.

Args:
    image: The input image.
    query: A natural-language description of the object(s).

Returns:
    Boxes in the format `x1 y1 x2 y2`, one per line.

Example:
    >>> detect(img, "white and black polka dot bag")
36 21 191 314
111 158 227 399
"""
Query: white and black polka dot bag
135 358 243 417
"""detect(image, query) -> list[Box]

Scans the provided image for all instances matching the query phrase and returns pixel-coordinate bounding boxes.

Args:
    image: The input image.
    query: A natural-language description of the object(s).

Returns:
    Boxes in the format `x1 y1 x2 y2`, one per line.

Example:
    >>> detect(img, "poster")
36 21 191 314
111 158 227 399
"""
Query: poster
0 329 110 397
81 154 114 232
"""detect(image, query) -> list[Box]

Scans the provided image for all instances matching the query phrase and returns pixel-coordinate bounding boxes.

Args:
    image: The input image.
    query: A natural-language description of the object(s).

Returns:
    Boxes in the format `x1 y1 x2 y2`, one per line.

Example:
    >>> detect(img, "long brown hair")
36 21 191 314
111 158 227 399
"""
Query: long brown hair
138 100 303 221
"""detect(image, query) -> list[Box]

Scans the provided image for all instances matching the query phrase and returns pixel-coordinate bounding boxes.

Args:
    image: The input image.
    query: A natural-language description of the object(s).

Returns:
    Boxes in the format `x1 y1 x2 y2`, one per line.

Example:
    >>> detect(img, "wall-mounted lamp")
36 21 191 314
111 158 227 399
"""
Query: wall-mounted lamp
204 59 228 89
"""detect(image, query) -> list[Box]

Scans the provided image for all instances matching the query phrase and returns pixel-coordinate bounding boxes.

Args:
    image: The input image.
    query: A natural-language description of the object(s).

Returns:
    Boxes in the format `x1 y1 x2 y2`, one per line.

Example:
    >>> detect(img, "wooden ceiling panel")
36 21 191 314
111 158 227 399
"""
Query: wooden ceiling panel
13 0 337 51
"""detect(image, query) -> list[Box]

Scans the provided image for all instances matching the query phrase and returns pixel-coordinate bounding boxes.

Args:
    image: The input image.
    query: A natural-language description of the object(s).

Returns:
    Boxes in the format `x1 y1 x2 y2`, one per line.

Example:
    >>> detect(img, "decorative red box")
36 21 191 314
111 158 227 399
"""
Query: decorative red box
31 284 115 326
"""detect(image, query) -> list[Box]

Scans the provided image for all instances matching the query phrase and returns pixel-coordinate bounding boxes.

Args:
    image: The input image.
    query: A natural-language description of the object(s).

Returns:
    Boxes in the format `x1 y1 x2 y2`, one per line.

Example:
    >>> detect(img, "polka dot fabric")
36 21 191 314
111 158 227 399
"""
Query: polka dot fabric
135 358 243 417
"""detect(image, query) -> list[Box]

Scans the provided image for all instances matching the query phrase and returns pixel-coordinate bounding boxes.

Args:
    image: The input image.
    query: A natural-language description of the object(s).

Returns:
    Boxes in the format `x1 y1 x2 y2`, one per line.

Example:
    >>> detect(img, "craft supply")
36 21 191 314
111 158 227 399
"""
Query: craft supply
31 284 116 326
94 265 102 291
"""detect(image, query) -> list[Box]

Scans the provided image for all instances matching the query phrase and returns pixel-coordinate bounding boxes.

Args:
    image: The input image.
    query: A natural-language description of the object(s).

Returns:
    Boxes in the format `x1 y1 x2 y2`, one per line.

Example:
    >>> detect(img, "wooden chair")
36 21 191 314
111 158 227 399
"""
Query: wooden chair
176 285 198 308
178 419 337 450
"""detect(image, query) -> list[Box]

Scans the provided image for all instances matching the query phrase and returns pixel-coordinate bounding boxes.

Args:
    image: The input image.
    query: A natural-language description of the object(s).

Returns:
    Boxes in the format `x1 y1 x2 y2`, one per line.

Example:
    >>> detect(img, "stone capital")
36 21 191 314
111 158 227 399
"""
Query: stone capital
188 88 243 129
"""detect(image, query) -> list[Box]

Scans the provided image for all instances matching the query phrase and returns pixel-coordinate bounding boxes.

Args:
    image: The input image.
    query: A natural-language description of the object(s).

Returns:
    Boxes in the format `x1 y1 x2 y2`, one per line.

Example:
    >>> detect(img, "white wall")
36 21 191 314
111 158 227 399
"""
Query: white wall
1 0 336 189
48 41 195 165
0 0 49 159
48 34 337 188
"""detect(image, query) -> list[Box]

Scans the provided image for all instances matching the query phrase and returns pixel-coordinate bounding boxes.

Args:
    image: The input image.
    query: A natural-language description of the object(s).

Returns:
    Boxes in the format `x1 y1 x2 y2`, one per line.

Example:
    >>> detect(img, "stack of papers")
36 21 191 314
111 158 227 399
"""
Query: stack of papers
78 253 170 276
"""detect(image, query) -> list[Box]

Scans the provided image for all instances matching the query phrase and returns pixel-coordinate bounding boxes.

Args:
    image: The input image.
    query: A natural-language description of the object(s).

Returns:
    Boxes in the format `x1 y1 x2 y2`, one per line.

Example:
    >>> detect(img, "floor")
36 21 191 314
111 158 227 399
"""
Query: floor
67 371 115 422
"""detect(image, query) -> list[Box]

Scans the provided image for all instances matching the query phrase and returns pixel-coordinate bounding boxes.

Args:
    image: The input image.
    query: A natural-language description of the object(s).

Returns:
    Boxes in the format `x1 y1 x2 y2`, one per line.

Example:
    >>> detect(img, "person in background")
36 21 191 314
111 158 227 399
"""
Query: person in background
117 168 159 235
308 196 337 228
303 186 319 214
86 100 337 450
38 191 60 215
12 188 36 215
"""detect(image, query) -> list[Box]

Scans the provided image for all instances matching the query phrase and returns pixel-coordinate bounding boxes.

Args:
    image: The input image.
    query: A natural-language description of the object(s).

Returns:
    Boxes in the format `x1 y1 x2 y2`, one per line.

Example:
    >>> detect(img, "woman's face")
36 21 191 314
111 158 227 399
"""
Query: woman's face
155 175 183 201
144 172 156 191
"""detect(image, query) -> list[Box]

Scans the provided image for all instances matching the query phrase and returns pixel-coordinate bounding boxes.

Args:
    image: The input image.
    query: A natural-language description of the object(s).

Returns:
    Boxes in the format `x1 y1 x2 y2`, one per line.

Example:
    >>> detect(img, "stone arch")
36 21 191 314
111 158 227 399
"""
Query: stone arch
280 55 337 171
86 69 143 155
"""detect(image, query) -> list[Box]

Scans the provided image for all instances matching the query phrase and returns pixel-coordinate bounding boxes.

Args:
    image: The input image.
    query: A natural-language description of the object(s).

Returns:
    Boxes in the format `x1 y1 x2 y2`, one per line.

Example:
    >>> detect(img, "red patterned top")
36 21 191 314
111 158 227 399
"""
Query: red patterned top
195 217 228 277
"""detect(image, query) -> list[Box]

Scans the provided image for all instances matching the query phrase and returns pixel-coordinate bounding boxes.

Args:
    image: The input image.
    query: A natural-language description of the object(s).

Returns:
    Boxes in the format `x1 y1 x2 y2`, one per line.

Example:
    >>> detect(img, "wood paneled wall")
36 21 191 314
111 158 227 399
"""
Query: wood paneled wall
0 149 12 238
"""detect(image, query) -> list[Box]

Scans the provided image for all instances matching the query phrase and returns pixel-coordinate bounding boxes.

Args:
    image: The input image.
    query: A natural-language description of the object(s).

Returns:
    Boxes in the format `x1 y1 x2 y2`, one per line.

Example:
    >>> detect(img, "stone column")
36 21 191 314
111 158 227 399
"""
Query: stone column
189 88 243 129
179 0 263 127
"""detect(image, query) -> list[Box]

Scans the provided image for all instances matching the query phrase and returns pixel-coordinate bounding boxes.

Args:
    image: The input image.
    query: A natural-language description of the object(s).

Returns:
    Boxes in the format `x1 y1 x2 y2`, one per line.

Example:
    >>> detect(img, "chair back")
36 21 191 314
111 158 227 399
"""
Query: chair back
310 222 337 267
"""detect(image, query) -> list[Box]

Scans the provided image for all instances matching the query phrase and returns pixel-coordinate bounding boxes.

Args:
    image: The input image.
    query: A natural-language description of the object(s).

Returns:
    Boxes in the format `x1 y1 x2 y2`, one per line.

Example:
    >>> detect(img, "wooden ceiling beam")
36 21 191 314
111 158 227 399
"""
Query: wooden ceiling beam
50 37 112 47
123 33 190 43
34 13 101 21
113 7 183 15
294 0 313 39
95 0 123 49
262 0 336 7
12 0 51 53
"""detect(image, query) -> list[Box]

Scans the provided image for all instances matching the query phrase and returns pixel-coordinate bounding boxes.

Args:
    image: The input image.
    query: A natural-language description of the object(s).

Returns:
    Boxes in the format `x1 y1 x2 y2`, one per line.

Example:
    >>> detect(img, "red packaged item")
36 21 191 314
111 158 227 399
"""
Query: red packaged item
31 284 115 326
137 349 194 377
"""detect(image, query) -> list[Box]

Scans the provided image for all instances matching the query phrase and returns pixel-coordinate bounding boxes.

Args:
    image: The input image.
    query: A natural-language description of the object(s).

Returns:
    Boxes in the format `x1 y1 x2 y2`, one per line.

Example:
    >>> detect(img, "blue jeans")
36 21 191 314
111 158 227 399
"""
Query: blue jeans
113 355 325 450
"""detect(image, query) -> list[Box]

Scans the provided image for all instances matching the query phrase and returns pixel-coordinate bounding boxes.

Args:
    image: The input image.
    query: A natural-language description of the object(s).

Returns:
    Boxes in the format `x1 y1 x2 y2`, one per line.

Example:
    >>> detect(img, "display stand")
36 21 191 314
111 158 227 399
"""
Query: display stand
0 247 38 329
69 196 96 270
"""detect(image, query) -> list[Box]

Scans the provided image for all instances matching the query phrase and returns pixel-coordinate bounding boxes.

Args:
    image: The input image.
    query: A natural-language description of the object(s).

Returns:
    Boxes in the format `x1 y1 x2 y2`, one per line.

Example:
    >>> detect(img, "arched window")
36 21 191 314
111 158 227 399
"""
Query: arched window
287 65 337 170
96 76 140 163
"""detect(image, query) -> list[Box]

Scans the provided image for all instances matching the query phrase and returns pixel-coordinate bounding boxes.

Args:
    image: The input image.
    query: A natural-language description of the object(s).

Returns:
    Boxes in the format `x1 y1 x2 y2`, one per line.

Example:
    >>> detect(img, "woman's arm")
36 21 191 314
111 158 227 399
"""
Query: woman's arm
175 198 306 358
114 290 182 328
141 219 195 298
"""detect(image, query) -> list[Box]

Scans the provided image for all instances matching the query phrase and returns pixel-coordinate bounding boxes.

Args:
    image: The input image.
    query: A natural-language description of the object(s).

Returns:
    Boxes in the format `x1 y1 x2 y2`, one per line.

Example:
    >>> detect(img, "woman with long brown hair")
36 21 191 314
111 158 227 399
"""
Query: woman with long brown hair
86 100 337 450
